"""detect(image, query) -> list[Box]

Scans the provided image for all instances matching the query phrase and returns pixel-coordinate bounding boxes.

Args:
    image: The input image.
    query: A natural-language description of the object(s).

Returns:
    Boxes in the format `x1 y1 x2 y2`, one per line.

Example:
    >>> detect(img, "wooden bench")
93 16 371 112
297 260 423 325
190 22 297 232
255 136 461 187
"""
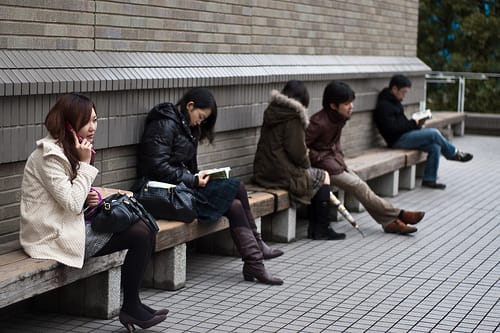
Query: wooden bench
0 191 127 319
139 186 292 291
340 111 465 211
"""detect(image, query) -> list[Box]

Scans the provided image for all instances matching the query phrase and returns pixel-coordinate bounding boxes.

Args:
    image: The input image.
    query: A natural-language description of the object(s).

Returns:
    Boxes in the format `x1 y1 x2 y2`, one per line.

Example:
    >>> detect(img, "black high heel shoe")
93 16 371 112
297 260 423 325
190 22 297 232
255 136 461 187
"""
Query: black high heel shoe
119 311 166 333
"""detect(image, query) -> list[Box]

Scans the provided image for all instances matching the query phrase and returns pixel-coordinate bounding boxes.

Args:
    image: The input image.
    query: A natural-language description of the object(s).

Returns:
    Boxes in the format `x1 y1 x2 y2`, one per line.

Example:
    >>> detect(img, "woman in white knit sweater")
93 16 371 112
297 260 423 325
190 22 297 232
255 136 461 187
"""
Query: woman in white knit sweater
20 93 166 332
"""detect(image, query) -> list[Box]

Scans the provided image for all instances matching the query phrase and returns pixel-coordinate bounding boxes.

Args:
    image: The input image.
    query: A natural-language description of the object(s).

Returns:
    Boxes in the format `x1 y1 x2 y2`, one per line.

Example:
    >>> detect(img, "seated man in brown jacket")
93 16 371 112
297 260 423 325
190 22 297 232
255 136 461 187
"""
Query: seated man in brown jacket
306 81 425 235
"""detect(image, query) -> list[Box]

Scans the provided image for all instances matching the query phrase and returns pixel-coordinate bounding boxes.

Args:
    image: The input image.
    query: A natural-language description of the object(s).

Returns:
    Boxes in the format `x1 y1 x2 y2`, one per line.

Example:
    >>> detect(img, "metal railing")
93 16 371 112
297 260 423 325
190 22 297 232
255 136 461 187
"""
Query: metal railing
425 71 500 113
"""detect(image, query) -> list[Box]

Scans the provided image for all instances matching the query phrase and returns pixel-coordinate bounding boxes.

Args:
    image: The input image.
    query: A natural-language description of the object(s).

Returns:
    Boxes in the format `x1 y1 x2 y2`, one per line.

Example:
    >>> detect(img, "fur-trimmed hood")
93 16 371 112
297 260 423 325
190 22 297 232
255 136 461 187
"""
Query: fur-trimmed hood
263 90 309 129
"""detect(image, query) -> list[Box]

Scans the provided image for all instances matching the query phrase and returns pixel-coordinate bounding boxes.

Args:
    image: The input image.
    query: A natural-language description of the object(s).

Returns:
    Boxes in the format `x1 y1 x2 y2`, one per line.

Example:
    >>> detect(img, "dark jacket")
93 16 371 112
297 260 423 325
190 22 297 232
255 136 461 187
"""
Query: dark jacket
374 88 419 146
306 108 348 176
137 102 199 188
252 90 312 204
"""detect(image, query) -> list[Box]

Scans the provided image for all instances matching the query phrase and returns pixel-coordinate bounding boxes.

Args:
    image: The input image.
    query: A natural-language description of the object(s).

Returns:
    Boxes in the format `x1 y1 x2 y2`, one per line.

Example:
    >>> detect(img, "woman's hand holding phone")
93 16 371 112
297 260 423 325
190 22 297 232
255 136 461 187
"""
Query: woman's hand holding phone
70 130 93 163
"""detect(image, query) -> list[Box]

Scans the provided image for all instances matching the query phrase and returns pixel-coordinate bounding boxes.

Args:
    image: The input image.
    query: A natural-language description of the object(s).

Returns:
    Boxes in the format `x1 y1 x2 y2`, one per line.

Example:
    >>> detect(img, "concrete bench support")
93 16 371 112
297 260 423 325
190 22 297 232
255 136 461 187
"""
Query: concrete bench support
453 121 465 136
262 207 297 243
368 170 399 197
344 190 365 213
399 165 416 190
35 266 122 319
416 162 426 178
145 244 186 291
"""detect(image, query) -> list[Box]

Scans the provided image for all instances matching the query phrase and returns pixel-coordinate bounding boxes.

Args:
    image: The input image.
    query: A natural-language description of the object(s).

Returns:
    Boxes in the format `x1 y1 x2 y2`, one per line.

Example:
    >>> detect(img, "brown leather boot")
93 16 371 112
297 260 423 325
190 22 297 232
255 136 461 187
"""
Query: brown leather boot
399 210 425 225
244 206 284 259
383 219 417 235
231 227 283 285
256 237 284 260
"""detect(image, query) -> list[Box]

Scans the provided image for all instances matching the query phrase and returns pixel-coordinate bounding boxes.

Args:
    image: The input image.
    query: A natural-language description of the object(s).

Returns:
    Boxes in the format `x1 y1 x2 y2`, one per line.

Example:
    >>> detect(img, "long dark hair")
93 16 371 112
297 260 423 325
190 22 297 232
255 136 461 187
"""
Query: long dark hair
176 87 218 143
44 93 95 180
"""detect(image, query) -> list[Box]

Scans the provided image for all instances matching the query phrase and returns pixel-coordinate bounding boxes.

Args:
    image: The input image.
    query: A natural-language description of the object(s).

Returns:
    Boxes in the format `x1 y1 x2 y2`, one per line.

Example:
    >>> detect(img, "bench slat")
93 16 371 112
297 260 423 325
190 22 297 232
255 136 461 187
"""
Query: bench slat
346 148 407 180
155 217 229 252
0 250 126 309
426 111 465 128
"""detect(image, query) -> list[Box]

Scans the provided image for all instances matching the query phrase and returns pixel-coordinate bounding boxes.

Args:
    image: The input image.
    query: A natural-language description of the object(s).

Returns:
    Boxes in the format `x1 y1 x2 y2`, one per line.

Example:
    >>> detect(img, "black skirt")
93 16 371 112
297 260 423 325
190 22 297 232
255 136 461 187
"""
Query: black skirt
196 178 240 223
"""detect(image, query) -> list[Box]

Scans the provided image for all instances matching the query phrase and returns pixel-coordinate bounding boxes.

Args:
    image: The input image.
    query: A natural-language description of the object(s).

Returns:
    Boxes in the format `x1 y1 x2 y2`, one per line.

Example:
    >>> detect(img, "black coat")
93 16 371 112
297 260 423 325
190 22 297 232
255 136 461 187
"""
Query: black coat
374 88 419 146
137 102 199 188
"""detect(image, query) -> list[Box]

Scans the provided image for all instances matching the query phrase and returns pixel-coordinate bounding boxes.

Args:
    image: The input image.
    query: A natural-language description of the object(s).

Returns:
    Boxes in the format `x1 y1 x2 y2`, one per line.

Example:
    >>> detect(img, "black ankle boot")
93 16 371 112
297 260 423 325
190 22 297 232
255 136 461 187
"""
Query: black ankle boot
310 185 346 241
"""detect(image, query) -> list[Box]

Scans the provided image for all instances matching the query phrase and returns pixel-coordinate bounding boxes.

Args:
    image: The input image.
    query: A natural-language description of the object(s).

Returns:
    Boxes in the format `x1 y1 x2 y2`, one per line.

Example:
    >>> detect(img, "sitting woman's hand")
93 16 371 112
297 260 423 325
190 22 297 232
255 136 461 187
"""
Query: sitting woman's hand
197 172 210 187
85 190 100 207
71 131 93 163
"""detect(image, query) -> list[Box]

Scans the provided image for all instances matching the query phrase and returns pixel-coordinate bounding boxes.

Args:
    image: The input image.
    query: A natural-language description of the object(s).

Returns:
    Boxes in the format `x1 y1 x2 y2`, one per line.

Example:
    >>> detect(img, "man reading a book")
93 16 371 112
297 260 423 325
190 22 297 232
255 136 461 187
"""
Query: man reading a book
374 74 473 189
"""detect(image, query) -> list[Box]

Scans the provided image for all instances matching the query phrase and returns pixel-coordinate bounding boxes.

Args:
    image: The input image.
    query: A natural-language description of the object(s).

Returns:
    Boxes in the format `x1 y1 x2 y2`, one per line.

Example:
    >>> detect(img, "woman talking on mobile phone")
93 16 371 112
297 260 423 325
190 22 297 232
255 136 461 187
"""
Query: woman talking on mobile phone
19 93 167 332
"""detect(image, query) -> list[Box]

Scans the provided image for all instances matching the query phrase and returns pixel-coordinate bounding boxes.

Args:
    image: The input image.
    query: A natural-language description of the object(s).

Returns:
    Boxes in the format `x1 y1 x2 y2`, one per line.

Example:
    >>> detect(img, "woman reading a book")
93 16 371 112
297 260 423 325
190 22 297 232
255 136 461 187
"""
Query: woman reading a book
253 80 346 240
137 87 284 285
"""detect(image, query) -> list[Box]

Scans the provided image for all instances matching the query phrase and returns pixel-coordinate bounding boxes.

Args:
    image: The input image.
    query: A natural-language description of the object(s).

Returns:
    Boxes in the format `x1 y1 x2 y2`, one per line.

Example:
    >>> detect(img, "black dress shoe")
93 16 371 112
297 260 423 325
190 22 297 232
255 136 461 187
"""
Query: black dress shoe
450 150 473 162
422 180 446 189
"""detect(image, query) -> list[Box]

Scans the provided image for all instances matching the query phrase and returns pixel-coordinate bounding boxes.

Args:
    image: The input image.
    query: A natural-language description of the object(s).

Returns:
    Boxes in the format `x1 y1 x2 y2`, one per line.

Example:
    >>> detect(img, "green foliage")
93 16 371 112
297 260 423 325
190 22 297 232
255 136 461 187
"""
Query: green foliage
418 0 499 113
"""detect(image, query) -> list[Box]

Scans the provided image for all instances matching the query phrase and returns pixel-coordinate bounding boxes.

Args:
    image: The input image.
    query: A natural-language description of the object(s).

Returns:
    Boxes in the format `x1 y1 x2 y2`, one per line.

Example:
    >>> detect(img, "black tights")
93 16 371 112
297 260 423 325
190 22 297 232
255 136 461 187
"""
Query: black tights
94 220 154 320
225 182 253 229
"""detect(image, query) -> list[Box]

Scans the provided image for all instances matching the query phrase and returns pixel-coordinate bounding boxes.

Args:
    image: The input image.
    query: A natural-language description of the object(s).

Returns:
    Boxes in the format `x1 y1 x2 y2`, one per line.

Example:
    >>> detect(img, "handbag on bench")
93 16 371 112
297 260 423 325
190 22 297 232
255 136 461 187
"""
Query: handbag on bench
85 189 159 234
132 178 204 223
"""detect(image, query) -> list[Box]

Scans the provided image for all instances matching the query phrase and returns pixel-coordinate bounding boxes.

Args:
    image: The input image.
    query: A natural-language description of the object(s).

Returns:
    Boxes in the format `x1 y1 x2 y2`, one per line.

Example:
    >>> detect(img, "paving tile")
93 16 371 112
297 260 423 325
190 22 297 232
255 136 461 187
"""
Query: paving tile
2 134 499 333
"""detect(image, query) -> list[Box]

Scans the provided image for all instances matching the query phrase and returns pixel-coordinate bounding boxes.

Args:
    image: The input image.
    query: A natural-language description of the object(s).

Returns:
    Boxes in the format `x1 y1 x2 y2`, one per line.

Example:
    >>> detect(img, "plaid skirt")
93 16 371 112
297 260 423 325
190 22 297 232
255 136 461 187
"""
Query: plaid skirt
306 167 326 197
196 178 241 223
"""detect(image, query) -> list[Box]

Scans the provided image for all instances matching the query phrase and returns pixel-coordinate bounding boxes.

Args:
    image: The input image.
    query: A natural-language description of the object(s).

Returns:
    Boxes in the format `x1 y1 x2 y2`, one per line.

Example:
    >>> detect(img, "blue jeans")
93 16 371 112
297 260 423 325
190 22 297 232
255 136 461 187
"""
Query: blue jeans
392 128 457 182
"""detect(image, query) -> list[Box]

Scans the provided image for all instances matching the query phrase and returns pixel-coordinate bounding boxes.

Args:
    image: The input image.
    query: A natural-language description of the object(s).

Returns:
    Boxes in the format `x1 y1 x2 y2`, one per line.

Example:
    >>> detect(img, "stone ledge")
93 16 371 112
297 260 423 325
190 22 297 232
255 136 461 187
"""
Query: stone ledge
0 51 430 96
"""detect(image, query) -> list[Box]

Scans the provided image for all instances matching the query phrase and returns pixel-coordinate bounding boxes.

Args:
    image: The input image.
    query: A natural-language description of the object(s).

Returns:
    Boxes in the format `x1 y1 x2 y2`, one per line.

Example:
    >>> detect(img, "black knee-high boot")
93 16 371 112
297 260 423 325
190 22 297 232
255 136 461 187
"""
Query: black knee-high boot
310 185 346 240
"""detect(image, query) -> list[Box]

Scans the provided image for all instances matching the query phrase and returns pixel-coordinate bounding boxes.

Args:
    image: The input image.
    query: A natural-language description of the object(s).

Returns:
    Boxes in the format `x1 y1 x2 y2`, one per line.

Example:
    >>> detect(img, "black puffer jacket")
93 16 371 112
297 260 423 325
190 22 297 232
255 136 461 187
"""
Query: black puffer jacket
374 88 419 146
137 102 199 188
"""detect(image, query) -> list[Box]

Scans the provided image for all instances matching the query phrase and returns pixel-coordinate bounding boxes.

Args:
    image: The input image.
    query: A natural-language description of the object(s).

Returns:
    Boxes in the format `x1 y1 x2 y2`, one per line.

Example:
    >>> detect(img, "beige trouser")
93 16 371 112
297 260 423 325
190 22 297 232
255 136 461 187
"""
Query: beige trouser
330 169 400 226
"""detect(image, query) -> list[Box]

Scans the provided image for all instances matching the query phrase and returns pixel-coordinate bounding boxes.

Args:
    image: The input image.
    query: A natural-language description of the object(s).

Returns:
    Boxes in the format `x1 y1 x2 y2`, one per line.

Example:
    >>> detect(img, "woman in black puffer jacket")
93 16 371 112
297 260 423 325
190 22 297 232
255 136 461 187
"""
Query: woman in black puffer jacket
137 87 283 285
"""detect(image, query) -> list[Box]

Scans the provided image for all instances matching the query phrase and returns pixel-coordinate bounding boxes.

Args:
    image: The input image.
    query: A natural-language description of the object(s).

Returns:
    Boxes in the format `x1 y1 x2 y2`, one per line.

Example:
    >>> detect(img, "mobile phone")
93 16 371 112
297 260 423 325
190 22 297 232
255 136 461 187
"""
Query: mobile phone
66 122 96 155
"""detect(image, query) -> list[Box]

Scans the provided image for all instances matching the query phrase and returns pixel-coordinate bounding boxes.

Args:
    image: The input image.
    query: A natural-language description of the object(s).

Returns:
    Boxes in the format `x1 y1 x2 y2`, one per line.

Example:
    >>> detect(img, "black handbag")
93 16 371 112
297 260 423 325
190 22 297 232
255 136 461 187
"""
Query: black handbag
133 179 200 223
85 193 159 234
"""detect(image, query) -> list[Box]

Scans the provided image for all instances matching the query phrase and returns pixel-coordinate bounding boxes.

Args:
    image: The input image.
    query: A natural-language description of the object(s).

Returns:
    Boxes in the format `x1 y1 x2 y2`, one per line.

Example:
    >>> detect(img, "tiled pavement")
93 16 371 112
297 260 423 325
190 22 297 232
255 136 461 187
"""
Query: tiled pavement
3 135 499 332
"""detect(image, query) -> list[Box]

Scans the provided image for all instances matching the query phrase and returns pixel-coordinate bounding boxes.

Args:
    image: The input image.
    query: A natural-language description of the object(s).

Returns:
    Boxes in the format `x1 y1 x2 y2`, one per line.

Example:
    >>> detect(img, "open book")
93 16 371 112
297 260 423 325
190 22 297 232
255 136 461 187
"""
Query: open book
196 166 231 180
412 109 432 122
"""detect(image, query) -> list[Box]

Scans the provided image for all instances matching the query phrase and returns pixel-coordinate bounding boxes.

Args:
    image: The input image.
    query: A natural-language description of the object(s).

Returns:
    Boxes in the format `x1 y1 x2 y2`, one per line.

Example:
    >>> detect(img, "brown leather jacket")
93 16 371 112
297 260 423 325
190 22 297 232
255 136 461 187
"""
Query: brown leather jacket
306 108 348 175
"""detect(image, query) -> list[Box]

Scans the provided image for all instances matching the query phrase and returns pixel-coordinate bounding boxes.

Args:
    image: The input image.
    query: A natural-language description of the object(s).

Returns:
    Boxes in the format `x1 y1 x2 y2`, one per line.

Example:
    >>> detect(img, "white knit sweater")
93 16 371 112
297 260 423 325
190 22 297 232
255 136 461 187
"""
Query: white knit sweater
20 136 99 268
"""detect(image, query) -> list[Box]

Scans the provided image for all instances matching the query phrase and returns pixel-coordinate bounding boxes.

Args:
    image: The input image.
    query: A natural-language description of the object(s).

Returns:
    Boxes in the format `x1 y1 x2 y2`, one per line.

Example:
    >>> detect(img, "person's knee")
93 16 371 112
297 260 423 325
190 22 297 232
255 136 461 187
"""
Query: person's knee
428 128 444 141
132 221 154 243
323 171 330 185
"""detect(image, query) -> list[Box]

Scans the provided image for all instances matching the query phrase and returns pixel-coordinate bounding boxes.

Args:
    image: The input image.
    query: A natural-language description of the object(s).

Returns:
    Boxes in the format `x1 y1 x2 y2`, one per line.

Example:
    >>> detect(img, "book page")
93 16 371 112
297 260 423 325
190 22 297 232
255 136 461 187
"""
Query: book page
196 166 231 179
412 109 432 121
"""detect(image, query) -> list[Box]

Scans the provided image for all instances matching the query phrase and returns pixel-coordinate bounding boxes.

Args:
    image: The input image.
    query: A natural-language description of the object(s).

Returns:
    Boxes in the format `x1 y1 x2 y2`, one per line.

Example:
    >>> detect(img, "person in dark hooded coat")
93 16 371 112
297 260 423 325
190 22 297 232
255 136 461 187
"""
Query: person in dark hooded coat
253 80 345 240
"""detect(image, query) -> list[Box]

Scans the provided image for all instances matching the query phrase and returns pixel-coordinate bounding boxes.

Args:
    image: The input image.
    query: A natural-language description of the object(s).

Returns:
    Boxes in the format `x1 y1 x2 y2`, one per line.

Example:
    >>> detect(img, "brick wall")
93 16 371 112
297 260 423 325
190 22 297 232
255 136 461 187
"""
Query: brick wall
0 1 426 253
0 0 418 56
